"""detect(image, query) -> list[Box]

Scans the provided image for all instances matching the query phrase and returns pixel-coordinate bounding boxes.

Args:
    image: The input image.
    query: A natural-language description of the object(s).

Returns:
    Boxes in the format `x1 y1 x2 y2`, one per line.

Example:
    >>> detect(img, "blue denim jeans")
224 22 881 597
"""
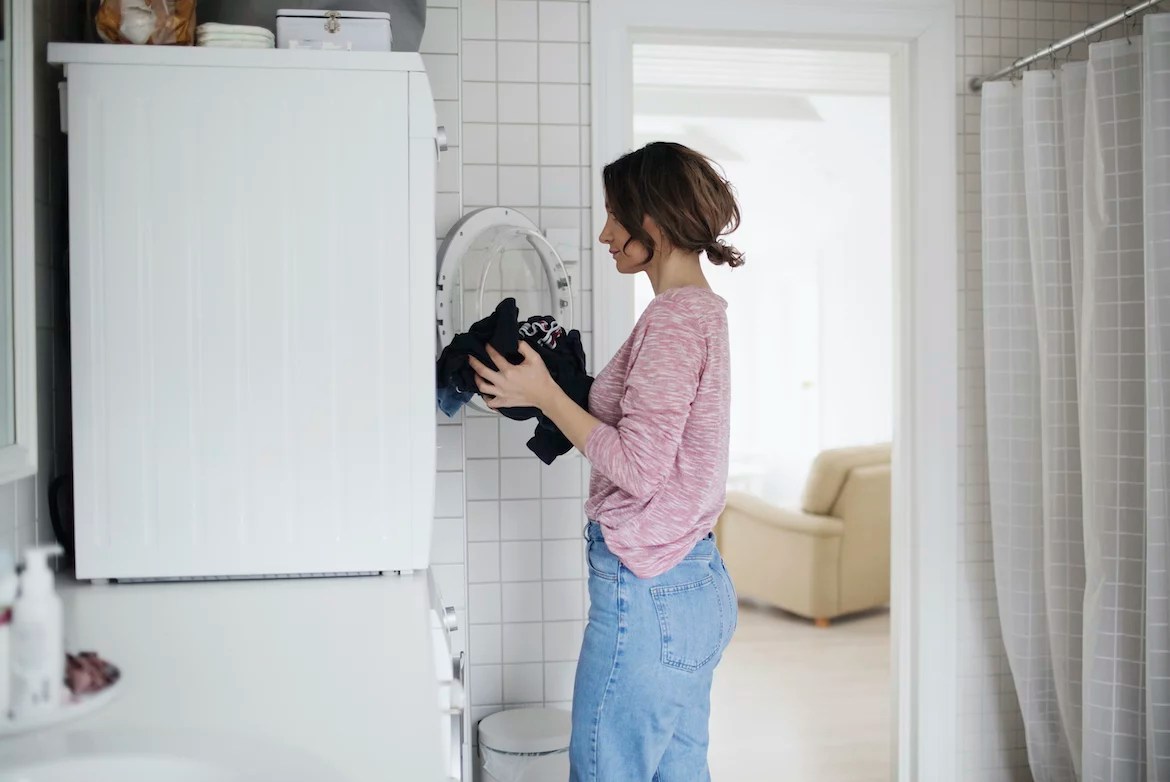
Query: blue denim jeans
570 522 738 781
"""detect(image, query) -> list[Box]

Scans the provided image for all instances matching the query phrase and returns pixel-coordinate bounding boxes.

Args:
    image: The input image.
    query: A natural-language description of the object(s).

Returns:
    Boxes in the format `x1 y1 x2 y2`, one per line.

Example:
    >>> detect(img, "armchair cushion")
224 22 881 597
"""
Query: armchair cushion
800 443 892 515
722 491 844 538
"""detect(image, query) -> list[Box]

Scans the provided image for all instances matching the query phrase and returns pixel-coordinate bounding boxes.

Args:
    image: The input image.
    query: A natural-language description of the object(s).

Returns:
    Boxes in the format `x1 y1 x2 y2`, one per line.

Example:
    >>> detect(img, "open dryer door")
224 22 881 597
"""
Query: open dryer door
436 208 574 414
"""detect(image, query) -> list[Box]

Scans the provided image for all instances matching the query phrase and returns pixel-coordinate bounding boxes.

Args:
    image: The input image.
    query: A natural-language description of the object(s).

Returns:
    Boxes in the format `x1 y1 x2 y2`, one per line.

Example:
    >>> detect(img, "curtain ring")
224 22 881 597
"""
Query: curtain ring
1049 50 1058 78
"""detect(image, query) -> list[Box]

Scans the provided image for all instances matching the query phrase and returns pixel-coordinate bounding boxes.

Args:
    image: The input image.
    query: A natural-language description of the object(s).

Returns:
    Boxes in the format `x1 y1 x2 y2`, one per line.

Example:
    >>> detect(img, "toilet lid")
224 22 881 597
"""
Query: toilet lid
435 207 573 352
517 752 571 782
478 707 572 755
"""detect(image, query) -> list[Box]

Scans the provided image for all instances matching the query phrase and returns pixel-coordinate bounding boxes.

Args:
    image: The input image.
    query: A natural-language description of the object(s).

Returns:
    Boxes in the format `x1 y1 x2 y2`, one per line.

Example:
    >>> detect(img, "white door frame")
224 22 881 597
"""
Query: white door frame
589 2 958 780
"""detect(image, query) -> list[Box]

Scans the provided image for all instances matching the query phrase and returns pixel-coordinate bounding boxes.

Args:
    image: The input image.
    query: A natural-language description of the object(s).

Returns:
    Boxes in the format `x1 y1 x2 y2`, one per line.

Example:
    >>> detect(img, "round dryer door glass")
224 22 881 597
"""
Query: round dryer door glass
437 208 574 351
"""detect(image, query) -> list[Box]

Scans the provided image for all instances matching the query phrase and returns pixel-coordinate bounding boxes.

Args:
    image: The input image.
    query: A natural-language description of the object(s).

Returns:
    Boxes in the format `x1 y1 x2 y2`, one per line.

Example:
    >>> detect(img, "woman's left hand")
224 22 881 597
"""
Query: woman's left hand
469 343 558 410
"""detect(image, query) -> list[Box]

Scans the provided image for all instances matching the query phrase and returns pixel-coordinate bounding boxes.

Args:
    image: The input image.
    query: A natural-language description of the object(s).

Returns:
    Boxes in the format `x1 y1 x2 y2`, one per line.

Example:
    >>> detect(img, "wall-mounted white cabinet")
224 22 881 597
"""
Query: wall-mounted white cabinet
48 45 439 581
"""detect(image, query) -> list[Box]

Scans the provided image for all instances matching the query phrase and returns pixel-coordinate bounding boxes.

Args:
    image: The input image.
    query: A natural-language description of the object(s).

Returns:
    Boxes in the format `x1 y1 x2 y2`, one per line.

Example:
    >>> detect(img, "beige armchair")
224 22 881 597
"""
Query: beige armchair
715 444 891 626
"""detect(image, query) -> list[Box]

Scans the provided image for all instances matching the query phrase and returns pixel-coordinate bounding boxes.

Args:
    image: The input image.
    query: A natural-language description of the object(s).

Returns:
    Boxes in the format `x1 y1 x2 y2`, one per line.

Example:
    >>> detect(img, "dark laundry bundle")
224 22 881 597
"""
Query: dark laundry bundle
436 298 593 465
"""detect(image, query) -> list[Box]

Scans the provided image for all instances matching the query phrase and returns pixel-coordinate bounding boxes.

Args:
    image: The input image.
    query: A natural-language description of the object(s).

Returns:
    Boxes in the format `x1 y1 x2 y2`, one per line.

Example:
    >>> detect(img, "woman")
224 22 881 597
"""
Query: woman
469 141 742 781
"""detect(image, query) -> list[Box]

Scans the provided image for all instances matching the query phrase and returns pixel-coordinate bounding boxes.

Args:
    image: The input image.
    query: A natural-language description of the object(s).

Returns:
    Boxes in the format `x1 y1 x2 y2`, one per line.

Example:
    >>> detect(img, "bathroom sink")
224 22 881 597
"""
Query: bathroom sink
0 755 243 782
0 729 349 782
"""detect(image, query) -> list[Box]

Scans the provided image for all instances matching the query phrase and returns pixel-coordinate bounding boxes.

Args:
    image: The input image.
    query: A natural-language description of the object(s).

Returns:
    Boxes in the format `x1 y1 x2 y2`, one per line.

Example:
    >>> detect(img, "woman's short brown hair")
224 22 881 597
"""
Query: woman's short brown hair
602 141 744 268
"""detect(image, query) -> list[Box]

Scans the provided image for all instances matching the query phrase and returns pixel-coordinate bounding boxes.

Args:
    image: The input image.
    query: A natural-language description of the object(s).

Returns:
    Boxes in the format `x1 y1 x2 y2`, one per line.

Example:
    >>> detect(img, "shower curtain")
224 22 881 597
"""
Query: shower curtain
980 14 1170 782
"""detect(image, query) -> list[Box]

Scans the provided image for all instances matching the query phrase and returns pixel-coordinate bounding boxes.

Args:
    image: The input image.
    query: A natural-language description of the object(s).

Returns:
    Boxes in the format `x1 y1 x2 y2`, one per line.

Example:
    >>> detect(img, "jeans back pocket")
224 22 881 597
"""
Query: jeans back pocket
649 575 724 673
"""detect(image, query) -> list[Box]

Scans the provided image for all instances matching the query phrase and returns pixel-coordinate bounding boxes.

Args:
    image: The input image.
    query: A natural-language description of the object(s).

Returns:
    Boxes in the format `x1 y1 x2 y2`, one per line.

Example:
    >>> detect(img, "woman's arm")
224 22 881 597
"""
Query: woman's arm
470 308 705 499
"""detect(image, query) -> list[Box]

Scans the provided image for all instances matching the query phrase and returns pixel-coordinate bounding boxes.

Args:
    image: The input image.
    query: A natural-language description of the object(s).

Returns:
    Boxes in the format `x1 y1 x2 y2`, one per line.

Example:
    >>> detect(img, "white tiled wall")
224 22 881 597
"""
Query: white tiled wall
428 0 596 745
422 0 469 671
955 1 1132 778
0 0 81 555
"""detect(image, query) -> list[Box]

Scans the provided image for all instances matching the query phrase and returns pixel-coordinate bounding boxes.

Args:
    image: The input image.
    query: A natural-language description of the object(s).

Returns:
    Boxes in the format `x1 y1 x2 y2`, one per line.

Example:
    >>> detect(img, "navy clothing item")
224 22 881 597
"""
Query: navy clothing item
435 298 593 464
436 384 473 418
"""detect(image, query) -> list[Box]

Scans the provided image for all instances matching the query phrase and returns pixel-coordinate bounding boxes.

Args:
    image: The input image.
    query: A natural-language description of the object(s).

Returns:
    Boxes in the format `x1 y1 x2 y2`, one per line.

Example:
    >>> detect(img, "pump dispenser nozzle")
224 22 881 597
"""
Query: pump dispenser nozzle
20 545 63 600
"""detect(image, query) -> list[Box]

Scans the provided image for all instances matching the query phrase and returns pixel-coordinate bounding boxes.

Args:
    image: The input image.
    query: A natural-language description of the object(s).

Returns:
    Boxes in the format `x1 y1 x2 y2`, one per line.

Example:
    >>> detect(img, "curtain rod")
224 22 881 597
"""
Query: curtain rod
968 0 1162 92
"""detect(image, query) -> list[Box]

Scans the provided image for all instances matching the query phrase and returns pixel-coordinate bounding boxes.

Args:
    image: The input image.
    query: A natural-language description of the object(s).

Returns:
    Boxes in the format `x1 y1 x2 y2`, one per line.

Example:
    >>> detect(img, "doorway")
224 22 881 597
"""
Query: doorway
631 41 894 507
589 1 959 778
631 40 896 781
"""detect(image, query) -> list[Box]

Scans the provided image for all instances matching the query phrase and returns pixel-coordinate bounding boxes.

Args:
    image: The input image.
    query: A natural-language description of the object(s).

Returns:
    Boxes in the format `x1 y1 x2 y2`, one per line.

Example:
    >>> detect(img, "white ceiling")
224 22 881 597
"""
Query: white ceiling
632 44 892 96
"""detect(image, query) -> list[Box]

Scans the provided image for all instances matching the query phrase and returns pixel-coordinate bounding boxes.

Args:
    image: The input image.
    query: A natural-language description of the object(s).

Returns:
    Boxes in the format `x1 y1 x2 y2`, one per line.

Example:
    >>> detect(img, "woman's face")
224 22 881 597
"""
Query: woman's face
599 207 651 275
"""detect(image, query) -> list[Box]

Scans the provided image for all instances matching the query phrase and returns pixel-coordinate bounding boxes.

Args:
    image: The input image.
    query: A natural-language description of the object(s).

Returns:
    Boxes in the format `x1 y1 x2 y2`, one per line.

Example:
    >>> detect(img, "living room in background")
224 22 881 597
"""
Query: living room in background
630 40 897 780
592 1 958 780
631 42 895 507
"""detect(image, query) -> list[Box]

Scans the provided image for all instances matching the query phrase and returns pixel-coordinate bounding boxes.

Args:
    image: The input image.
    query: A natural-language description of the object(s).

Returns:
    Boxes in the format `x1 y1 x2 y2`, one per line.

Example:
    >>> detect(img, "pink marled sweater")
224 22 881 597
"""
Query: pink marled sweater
584 286 730 578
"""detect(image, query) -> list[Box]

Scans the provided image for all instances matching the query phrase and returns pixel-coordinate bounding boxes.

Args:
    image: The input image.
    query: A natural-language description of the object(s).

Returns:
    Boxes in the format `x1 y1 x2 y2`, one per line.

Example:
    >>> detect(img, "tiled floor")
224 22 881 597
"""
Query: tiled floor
709 605 891 782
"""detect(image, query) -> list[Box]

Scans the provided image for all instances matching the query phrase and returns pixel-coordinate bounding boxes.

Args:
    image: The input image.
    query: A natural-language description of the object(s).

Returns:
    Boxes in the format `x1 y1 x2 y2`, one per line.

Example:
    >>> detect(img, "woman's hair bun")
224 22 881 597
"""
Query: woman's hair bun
706 239 745 268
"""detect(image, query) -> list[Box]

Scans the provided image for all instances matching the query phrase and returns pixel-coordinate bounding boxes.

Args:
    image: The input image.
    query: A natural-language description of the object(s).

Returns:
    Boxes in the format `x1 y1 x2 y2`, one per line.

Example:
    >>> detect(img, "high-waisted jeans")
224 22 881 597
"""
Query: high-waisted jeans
570 522 738 781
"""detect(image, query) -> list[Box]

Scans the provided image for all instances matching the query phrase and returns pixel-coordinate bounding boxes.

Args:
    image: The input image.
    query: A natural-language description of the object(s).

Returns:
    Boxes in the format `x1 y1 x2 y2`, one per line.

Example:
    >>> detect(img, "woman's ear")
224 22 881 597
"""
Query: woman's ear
642 215 669 255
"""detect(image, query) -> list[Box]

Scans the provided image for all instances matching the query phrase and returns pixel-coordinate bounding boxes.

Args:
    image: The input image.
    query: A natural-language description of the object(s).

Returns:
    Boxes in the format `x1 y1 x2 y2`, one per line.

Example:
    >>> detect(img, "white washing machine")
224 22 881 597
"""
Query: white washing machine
436 207 576 411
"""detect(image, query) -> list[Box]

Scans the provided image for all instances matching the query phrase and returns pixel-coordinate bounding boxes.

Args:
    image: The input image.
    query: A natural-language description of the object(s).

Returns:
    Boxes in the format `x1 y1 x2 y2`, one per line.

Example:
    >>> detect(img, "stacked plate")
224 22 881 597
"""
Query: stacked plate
196 23 275 49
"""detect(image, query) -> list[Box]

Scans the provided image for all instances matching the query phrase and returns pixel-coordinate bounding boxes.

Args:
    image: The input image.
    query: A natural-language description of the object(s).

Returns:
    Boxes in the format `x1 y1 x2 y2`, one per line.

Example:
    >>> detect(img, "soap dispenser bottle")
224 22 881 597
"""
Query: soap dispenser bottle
11 545 64 719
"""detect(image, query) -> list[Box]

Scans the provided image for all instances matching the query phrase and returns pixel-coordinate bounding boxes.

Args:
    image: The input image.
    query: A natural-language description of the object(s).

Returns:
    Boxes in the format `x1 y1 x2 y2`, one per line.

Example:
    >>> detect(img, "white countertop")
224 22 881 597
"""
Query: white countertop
47 43 426 72
0 572 448 781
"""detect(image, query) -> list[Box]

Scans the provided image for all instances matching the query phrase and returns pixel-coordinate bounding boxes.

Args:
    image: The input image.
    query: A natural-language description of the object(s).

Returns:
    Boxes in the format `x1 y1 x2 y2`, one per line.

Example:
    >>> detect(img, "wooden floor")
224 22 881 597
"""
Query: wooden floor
709 605 892 781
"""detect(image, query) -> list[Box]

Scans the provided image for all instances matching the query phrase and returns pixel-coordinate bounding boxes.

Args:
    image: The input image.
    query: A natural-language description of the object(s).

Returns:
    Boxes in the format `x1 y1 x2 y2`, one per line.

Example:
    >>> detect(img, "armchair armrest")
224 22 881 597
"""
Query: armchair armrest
722 491 845 538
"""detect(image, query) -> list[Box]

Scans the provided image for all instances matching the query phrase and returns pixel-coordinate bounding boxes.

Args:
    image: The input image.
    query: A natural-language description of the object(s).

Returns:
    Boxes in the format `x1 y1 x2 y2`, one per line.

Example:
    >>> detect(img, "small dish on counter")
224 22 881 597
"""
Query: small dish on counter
0 656 122 739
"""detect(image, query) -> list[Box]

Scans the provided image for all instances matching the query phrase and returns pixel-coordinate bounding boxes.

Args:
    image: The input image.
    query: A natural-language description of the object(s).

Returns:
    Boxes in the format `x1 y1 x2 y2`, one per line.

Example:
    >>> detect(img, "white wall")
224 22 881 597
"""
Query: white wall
422 0 596 742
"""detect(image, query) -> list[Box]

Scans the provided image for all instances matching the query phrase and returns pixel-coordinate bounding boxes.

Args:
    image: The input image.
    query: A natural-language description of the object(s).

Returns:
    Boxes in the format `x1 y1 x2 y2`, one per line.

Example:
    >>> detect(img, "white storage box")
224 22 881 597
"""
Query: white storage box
276 9 392 51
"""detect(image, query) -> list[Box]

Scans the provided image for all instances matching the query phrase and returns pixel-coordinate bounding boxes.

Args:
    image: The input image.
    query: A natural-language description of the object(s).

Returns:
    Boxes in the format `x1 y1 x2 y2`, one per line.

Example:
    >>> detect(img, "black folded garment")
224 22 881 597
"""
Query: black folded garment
436 298 593 465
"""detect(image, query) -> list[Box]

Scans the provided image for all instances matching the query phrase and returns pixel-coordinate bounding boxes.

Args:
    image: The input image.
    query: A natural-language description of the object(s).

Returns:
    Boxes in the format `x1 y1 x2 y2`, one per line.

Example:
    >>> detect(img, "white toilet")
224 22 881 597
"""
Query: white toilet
478 707 571 782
